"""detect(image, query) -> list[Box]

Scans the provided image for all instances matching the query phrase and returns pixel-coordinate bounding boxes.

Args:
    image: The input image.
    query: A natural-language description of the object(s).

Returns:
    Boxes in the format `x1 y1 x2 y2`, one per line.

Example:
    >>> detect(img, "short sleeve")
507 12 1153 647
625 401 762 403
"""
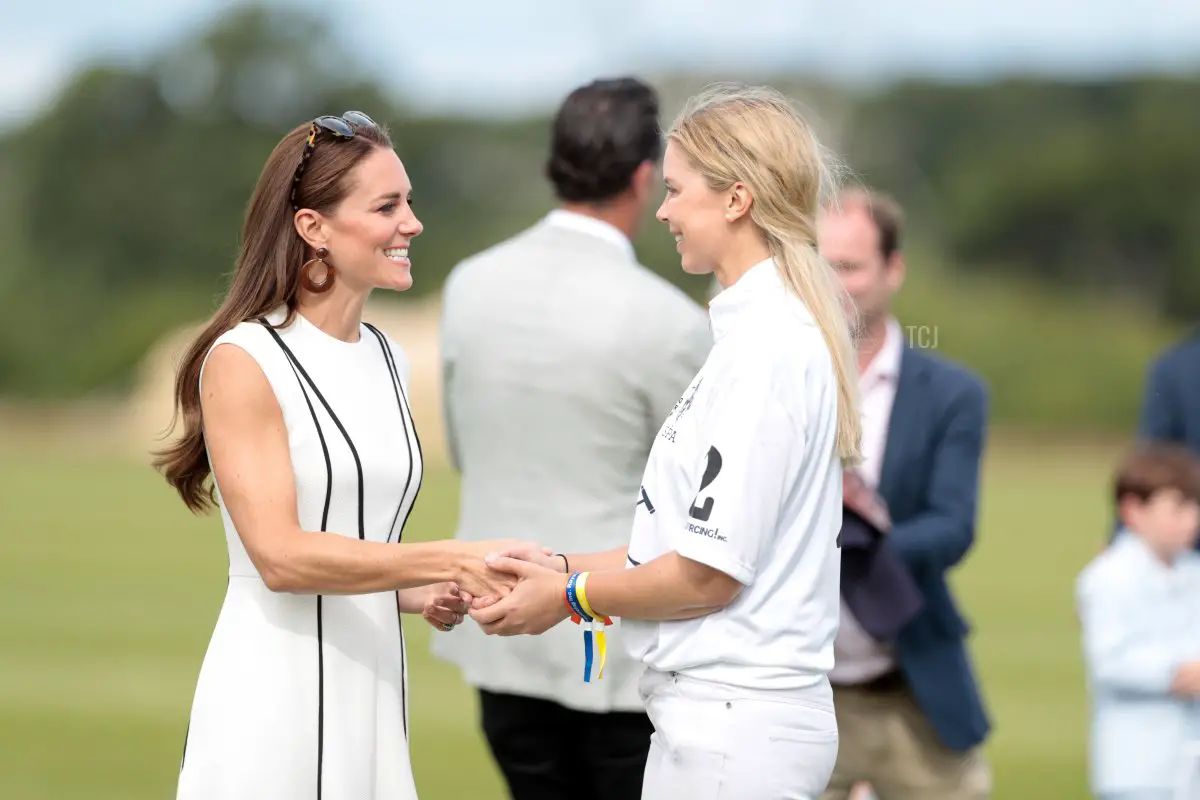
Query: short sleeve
673 370 798 585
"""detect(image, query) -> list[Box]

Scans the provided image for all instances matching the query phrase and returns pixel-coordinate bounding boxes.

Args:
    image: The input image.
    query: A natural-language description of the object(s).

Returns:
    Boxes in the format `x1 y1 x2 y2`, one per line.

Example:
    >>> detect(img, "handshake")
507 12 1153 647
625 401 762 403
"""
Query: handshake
417 540 576 638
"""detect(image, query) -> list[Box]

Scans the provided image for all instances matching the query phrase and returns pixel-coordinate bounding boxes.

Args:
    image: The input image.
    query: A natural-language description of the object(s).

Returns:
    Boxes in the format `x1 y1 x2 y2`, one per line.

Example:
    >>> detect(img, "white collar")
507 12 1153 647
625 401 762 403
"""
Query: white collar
861 317 904 383
1115 528 1189 577
544 209 635 262
708 258 785 340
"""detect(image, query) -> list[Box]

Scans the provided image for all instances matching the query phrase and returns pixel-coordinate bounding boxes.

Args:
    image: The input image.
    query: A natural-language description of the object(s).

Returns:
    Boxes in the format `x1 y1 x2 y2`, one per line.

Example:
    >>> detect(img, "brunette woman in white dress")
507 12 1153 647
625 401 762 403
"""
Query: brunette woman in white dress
154 111 531 800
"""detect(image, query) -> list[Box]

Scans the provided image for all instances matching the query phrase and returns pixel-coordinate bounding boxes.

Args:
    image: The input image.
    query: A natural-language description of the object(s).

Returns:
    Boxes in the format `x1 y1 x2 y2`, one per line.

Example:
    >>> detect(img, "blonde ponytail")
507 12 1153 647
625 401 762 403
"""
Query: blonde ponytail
772 239 863 465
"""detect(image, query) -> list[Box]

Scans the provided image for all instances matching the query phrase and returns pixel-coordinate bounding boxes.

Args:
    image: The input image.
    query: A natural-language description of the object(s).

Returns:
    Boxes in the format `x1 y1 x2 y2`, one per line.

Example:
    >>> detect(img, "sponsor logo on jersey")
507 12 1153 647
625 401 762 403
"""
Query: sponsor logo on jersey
686 521 727 542
669 377 704 422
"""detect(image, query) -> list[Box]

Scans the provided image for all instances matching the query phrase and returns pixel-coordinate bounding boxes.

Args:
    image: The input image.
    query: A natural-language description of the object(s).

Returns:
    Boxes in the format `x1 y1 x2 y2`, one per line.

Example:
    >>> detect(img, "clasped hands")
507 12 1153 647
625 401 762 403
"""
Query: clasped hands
419 540 574 636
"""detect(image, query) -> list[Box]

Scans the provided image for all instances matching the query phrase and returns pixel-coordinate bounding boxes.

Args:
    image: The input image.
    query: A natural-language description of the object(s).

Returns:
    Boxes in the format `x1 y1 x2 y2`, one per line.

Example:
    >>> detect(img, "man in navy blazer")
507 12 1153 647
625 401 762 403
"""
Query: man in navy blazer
1139 330 1200 453
819 189 992 800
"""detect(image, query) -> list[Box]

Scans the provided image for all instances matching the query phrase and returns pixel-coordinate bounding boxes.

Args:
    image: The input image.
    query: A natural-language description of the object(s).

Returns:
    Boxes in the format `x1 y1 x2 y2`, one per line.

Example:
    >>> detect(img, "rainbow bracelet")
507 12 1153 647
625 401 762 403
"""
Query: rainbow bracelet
563 571 612 682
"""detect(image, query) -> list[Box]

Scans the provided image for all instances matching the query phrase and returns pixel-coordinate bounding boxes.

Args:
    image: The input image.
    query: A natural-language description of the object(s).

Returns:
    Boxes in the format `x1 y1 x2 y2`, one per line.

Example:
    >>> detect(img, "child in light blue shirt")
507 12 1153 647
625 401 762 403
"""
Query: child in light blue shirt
1078 442 1200 800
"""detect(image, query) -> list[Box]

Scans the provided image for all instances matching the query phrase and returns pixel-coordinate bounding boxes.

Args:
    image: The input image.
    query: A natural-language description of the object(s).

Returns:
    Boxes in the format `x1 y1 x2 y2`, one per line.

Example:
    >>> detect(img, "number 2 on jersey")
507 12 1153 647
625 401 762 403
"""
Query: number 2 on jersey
689 446 723 522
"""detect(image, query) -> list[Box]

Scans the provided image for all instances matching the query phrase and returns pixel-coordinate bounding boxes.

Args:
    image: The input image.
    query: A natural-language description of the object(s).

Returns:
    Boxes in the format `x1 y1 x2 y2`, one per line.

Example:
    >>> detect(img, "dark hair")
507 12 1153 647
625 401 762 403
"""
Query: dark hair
834 187 905 259
1114 440 1200 506
545 77 661 203
153 116 393 513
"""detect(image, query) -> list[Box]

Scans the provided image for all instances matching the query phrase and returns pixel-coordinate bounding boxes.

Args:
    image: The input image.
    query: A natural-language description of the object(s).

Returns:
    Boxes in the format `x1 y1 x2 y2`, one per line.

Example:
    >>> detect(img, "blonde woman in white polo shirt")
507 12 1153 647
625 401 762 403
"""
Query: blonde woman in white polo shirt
471 83 862 800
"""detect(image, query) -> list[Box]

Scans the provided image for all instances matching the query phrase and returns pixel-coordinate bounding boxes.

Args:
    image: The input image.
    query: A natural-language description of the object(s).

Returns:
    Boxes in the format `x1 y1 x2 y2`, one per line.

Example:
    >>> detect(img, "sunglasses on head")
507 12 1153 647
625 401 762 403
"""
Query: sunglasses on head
290 110 378 210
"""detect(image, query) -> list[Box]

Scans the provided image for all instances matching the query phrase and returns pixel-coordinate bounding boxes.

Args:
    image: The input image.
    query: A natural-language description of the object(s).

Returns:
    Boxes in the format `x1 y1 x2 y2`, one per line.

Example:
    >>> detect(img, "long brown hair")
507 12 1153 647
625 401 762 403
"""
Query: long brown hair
153 117 393 513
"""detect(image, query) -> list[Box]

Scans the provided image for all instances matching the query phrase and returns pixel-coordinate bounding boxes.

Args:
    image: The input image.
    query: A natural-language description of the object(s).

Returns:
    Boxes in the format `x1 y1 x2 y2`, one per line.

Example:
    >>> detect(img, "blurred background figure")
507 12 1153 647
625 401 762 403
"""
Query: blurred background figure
818 189 992 799
1077 442 1200 800
1118 323 1200 548
431 77 711 800
1136 335 1200 546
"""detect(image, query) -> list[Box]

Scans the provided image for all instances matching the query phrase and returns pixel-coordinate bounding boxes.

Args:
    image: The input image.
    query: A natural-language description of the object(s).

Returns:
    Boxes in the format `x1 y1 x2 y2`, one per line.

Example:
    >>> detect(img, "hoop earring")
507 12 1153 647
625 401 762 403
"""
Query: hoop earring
301 247 335 293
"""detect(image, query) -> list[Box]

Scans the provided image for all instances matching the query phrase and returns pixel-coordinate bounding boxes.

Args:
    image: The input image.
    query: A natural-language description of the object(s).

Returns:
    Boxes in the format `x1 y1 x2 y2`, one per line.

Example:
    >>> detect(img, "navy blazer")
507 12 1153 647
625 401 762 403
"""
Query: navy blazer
1129 332 1200 549
878 345 992 753
1138 330 1200 451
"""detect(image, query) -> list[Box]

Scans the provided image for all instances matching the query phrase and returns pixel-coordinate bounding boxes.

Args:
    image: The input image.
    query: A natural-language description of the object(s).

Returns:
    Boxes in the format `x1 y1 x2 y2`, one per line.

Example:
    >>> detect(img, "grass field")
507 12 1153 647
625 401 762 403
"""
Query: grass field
0 436 1114 799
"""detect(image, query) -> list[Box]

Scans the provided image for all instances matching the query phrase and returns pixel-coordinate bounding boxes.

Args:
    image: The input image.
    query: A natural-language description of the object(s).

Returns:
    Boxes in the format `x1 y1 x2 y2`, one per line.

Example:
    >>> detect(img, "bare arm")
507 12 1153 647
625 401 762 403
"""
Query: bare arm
203 343 518 597
561 546 629 574
581 551 740 621
470 550 741 635
397 586 433 614
491 544 629 576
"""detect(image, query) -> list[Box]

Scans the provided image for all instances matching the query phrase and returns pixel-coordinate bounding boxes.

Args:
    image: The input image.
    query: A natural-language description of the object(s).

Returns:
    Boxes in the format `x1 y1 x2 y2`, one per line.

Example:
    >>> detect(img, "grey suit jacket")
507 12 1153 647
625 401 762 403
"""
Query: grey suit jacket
431 214 713 712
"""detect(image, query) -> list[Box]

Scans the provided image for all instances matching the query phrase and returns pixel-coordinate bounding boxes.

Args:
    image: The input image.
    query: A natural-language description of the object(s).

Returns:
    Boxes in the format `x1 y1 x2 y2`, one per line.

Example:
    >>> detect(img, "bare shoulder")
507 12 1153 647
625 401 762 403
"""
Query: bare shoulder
200 339 294 512
200 341 281 426
198 337 300 549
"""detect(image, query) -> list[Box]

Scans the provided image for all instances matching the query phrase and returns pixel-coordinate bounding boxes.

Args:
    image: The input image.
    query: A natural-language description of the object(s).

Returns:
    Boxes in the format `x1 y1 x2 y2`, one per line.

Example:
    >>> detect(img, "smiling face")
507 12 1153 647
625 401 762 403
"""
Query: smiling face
302 147 423 293
655 140 734 276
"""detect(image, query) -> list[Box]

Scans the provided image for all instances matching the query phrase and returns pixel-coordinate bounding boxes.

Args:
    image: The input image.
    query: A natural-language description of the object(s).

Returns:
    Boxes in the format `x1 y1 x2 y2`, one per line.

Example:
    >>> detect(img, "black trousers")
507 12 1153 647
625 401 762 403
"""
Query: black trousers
479 689 654 800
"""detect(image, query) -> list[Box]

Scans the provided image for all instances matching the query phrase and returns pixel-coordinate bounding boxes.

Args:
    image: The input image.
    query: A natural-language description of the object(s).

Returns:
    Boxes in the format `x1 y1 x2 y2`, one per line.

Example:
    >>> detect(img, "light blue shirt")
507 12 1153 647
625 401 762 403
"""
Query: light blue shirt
1077 531 1200 795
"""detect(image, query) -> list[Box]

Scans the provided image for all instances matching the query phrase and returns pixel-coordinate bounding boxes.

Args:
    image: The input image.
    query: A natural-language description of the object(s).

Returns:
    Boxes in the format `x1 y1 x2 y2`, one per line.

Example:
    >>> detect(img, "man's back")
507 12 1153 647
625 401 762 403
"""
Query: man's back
435 212 712 711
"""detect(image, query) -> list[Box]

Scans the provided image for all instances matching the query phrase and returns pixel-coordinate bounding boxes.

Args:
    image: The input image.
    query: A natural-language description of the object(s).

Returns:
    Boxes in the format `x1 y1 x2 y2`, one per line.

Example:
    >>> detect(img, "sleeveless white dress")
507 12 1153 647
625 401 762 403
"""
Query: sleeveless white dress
176 306 424 800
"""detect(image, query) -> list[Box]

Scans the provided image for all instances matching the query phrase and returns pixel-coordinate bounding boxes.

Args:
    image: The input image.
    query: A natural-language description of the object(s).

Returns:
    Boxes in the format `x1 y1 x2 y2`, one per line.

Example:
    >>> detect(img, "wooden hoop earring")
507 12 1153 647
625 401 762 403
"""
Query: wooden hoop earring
301 247 335 293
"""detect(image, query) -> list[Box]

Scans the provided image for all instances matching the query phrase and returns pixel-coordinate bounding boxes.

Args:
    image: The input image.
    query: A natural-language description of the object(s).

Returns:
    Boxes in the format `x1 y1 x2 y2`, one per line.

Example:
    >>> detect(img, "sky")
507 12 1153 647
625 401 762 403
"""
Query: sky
3 0 1200 128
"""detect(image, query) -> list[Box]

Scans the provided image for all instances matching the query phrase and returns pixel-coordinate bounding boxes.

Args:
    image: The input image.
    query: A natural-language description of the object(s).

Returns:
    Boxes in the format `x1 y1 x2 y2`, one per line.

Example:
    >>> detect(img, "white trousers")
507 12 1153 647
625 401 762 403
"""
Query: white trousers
638 669 839 800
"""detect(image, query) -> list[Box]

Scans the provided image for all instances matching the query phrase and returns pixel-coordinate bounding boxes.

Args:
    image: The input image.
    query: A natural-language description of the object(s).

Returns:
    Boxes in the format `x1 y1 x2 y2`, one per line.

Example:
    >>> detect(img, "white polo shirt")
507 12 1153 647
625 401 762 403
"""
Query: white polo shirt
621 257 844 692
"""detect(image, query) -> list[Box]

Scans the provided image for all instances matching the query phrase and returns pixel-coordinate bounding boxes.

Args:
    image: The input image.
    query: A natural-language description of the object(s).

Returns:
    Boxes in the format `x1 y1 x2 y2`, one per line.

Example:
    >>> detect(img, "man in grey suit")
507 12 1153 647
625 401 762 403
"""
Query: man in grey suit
433 77 712 800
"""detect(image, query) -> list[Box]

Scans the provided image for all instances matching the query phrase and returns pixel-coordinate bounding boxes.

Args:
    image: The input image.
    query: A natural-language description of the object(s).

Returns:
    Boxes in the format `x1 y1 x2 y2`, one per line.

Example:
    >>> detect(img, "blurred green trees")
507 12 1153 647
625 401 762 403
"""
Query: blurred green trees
843 78 1200 315
0 5 1190 433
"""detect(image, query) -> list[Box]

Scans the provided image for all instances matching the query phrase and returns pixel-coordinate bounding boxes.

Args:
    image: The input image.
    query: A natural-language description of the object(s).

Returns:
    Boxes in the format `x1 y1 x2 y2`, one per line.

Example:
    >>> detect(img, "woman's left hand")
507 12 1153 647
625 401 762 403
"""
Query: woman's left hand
469 556 571 636
422 582 472 632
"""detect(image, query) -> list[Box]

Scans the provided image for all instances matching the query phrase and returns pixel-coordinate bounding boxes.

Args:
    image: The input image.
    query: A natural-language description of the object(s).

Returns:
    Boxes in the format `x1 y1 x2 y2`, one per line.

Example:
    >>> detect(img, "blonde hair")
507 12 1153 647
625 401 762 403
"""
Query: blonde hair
667 83 863 465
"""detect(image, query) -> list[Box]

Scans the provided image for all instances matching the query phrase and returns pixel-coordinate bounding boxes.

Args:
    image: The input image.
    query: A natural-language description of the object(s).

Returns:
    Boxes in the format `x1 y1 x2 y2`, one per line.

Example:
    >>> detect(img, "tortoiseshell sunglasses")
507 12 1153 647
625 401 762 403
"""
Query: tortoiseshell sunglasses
289 110 377 210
